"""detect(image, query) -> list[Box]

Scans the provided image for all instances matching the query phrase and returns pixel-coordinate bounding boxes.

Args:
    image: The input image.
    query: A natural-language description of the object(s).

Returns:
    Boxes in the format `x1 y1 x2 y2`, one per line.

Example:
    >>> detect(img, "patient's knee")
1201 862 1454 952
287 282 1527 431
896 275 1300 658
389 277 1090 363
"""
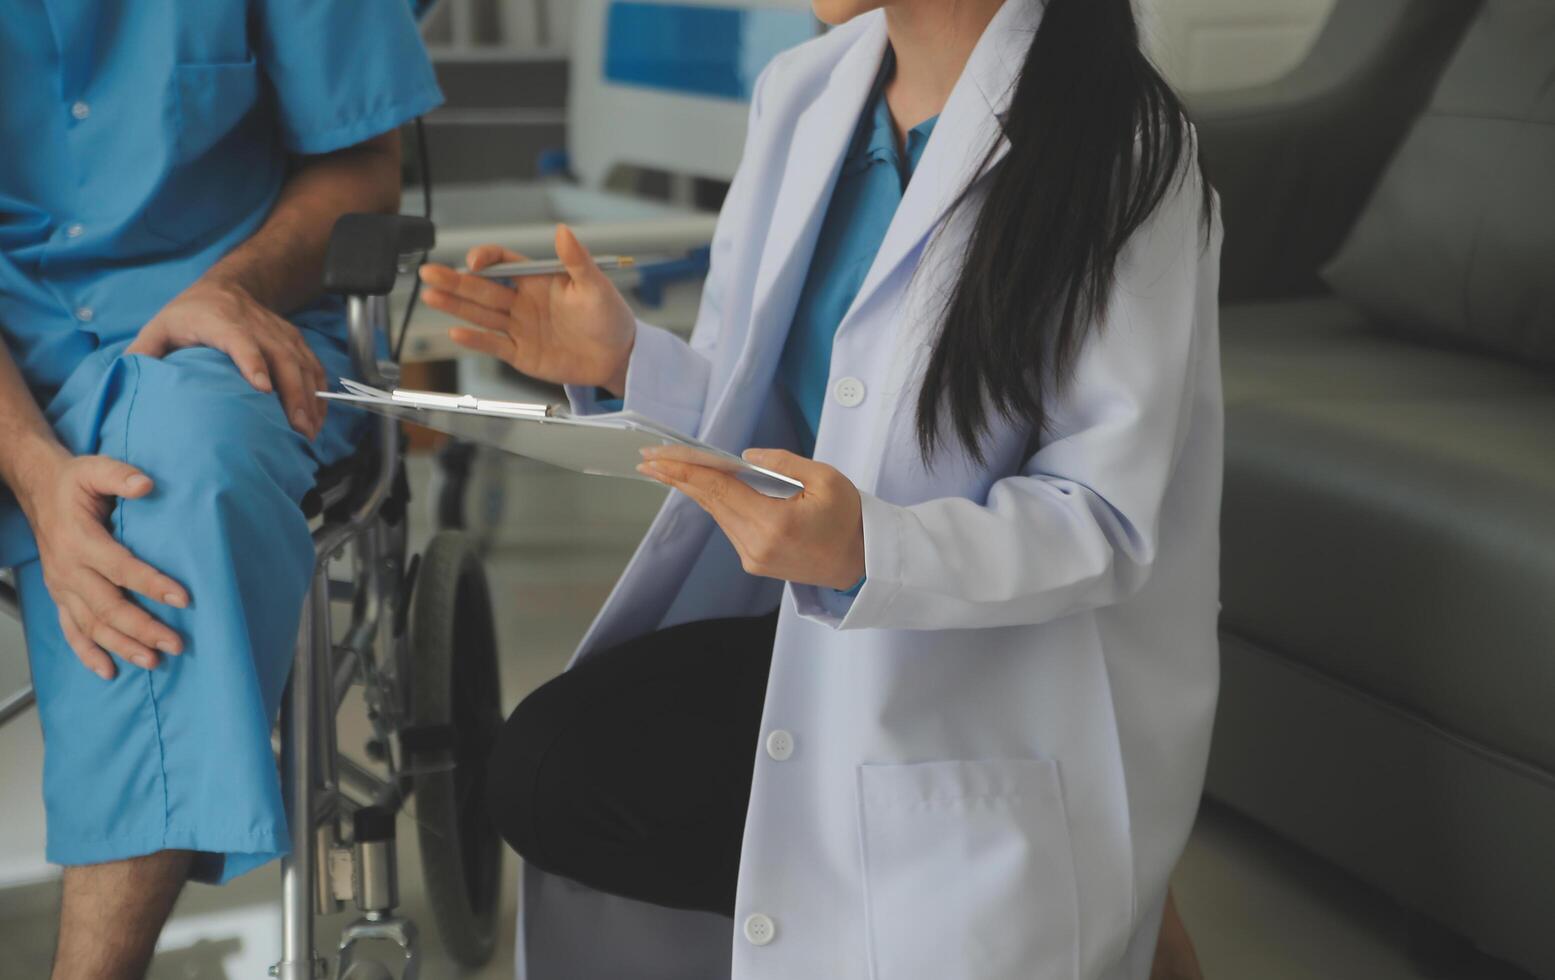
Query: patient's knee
115 348 317 507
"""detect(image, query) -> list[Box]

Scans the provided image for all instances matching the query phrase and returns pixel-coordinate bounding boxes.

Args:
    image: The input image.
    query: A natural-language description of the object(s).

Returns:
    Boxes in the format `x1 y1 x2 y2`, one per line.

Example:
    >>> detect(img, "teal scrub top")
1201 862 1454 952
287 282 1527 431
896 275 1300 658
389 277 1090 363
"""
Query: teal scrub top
778 57 938 459
0 0 444 403
781 53 936 601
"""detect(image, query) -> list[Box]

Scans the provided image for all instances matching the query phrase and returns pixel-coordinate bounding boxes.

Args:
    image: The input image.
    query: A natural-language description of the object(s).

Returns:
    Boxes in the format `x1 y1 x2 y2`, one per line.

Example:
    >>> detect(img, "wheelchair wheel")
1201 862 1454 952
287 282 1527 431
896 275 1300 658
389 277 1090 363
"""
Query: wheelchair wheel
407 531 504 968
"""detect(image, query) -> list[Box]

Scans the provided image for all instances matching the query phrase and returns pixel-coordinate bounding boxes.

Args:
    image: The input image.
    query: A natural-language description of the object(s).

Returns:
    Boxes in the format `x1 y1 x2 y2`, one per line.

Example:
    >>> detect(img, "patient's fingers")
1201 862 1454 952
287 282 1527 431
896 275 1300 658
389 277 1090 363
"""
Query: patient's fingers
209 329 274 395
80 576 179 662
59 610 115 681
265 338 317 438
62 590 155 671
123 328 171 359
287 331 329 431
76 457 155 501
448 326 517 363
90 620 160 671
91 533 188 611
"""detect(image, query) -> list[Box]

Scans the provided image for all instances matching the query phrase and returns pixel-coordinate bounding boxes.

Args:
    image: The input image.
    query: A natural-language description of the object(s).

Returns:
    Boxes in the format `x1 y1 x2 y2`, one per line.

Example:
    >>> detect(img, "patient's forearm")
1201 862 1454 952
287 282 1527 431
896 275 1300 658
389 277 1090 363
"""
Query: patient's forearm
0 340 68 510
203 130 403 316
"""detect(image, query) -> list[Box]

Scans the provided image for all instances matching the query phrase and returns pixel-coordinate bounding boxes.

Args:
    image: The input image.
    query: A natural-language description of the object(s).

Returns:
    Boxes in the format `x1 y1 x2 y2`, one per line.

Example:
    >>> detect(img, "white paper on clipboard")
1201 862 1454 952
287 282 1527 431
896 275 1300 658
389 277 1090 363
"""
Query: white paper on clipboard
320 381 804 499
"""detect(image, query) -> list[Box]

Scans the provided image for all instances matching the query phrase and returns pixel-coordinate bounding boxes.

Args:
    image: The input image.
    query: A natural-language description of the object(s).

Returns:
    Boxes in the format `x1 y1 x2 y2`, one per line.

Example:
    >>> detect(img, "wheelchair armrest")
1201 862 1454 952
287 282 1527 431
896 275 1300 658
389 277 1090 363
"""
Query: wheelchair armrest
323 214 436 297
1191 0 1479 302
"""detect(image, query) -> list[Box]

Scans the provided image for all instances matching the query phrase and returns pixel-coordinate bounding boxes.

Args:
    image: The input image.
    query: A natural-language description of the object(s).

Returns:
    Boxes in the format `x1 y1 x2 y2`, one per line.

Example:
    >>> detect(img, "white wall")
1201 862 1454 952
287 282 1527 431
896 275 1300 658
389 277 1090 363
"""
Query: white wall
1141 0 1338 93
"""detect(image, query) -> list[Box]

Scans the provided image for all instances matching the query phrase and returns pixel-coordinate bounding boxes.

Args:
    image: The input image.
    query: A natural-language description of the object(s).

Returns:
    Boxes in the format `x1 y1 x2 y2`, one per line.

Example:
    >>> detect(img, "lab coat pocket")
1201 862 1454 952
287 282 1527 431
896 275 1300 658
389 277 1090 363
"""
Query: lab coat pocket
858 759 1080 980
145 61 271 245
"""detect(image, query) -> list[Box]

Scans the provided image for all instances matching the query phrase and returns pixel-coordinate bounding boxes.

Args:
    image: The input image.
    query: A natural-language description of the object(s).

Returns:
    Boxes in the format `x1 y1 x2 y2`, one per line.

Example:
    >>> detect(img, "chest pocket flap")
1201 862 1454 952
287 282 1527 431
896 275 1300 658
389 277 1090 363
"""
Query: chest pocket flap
146 60 277 246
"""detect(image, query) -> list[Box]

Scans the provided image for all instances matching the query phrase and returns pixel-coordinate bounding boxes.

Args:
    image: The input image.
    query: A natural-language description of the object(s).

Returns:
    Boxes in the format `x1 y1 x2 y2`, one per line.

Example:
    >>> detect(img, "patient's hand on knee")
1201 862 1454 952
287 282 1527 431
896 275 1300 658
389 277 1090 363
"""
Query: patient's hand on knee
15 450 189 680
127 278 329 439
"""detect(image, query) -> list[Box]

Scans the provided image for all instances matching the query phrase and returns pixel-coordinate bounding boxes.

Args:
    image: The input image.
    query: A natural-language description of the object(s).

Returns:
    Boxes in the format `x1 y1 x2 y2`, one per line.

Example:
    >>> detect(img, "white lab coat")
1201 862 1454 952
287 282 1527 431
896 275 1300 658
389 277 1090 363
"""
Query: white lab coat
520 2 1224 978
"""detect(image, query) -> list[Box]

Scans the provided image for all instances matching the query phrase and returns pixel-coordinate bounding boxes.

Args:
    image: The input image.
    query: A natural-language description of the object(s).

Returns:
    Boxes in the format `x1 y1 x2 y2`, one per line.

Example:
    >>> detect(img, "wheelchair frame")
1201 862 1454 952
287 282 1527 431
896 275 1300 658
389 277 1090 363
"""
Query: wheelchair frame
276 287 414 980
0 215 496 980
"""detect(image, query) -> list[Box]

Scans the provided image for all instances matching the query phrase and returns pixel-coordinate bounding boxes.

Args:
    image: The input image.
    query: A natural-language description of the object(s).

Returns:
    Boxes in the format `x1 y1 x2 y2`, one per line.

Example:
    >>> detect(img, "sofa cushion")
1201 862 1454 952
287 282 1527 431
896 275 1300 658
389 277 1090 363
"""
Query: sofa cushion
1221 296 1554 406
1220 299 1555 774
1322 0 1555 364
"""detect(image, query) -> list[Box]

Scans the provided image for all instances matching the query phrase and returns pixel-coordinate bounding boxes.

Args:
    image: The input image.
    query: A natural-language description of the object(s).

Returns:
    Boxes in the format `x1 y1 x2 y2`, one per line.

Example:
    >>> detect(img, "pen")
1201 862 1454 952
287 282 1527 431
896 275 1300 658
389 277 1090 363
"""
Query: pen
470 256 636 280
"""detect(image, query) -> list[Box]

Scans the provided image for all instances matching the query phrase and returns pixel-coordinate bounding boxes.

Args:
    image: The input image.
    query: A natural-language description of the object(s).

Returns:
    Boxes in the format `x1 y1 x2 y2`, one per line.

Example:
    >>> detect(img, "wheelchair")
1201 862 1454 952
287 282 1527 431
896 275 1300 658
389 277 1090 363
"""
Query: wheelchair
0 213 504 980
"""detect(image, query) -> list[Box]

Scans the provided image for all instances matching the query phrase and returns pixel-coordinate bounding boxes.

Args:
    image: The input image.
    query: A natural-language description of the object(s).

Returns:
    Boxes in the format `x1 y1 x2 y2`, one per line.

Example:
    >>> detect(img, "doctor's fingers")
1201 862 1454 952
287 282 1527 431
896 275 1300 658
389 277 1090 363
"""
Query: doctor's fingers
555 225 606 287
447 325 518 364
57 610 115 681
420 265 520 316
639 463 761 563
422 284 517 334
465 245 527 271
639 459 772 527
742 448 835 489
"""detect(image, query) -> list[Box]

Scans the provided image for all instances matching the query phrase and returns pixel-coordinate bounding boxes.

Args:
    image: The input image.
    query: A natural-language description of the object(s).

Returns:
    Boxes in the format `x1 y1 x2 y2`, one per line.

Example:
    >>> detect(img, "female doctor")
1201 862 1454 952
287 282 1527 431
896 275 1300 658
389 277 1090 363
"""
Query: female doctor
421 0 1221 976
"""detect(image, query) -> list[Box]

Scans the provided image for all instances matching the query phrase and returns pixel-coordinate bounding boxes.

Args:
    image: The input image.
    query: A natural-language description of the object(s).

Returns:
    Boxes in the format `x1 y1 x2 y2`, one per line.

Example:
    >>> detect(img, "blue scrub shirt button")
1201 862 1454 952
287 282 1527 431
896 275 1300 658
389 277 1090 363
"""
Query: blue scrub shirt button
75 307 94 323
66 224 85 239
70 101 91 121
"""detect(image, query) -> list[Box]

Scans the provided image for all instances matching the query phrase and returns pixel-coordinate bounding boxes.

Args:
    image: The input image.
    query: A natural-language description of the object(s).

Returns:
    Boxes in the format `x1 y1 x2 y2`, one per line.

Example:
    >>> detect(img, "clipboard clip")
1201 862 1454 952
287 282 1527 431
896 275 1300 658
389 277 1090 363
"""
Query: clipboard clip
339 378 565 418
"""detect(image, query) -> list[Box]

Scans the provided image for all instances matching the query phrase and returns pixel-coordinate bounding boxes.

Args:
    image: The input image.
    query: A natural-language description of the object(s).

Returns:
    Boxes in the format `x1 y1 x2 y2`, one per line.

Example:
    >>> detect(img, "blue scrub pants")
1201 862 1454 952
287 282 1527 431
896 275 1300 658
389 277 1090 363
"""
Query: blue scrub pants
14 327 361 883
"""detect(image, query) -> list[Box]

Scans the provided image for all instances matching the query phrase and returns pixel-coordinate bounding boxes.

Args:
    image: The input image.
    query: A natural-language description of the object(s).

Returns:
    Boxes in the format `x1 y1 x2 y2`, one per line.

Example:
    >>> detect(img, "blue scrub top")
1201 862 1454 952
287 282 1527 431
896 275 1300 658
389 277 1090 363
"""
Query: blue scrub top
778 54 938 459
0 0 444 403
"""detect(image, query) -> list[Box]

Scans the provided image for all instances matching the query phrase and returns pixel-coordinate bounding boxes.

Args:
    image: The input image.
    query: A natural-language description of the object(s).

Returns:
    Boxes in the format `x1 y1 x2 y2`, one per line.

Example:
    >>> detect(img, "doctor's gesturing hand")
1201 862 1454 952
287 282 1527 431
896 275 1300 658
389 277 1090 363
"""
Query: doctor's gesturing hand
637 445 867 592
418 225 639 395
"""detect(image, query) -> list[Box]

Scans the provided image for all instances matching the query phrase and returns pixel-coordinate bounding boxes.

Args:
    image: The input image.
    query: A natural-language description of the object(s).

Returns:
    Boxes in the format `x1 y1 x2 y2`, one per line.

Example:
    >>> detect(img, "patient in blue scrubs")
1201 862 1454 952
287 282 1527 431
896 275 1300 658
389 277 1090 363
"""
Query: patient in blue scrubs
0 3 441 976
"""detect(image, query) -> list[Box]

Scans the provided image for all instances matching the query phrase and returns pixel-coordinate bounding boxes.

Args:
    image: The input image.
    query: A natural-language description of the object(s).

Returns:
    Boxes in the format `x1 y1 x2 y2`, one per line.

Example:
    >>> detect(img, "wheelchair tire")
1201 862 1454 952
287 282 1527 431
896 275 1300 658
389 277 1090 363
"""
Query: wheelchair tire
407 531 504 969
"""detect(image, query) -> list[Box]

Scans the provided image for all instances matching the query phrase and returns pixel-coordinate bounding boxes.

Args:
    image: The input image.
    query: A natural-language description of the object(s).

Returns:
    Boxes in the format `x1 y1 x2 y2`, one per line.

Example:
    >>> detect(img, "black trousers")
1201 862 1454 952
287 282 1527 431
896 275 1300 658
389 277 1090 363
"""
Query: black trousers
483 613 778 917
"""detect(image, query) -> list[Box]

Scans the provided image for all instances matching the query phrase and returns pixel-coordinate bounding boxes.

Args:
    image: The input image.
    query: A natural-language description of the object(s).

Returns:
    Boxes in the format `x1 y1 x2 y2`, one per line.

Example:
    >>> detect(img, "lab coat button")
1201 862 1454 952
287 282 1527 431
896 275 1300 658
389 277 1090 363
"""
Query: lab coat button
833 377 866 408
75 307 94 323
765 730 794 761
70 101 91 121
743 913 776 946
66 224 84 239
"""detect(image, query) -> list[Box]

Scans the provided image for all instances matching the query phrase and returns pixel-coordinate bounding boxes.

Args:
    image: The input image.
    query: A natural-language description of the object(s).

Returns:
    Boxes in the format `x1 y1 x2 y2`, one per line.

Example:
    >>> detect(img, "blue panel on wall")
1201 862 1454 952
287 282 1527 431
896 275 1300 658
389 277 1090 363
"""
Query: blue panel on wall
604 2 818 101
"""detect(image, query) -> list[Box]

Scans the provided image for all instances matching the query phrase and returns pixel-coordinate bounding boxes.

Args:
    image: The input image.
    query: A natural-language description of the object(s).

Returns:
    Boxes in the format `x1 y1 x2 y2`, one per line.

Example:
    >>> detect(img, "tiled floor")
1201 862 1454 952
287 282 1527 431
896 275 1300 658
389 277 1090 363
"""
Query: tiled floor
0 456 1537 979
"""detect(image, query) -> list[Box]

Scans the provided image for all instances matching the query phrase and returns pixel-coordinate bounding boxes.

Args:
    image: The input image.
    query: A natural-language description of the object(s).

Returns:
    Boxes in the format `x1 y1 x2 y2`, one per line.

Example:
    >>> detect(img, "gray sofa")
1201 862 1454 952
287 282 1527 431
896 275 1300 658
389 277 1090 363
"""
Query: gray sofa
1193 1 1555 977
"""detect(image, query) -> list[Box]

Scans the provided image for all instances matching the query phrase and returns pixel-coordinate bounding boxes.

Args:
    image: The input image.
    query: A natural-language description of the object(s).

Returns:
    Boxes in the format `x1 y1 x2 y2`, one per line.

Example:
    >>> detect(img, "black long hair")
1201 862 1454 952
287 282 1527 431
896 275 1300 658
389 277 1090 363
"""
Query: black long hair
916 0 1213 464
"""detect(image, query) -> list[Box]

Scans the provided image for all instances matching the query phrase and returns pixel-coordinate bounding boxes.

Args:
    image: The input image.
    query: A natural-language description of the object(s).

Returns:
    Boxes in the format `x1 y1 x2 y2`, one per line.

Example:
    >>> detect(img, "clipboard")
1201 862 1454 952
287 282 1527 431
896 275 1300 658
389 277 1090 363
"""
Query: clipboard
319 380 804 499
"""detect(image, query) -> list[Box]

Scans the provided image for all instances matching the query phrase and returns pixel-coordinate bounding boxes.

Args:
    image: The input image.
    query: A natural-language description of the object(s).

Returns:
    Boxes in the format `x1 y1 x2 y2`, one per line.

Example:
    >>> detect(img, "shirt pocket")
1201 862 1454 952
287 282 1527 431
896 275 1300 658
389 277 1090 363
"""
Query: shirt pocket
857 758 1080 980
144 60 275 246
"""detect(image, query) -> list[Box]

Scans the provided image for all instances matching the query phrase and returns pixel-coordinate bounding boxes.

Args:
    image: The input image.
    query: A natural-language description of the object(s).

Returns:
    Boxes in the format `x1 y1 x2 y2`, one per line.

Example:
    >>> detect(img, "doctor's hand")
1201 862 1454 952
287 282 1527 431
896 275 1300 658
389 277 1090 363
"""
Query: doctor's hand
126 278 330 440
419 224 638 395
637 447 866 592
15 450 189 681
